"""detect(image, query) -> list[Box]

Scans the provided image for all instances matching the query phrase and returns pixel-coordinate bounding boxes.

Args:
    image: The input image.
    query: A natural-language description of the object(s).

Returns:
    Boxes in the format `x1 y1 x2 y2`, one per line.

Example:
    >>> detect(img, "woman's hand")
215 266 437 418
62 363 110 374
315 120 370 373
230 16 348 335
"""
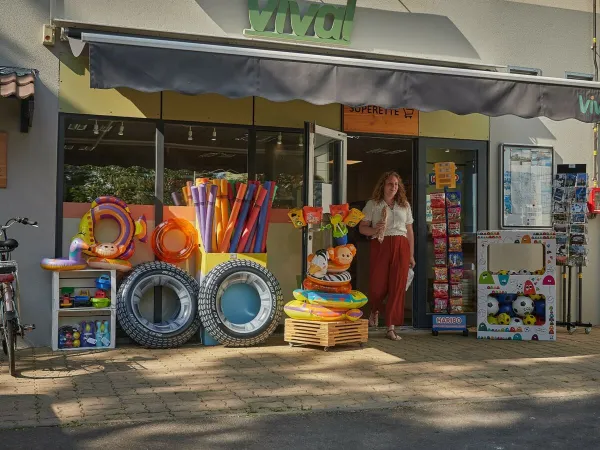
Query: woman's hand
409 257 416 269
374 220 385 233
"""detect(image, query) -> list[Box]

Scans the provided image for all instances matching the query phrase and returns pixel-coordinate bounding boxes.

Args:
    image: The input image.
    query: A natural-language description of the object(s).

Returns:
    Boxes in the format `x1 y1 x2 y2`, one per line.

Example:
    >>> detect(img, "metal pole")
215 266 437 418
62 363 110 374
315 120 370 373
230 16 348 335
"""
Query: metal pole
594 1 598 187
578 266 584 323
562 266 567 323
567 266 573 327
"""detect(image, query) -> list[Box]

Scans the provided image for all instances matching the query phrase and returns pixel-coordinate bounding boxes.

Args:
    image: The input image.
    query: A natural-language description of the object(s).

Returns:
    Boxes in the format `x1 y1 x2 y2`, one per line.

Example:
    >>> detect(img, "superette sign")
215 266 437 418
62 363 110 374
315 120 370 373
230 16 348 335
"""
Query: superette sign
244 0 356 45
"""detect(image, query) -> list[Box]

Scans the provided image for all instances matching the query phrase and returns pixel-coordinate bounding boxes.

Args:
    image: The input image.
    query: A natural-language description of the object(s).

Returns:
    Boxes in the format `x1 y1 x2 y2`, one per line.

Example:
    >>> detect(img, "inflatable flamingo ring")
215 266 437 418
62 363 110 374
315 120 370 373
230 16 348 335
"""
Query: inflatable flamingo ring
41 237 89 271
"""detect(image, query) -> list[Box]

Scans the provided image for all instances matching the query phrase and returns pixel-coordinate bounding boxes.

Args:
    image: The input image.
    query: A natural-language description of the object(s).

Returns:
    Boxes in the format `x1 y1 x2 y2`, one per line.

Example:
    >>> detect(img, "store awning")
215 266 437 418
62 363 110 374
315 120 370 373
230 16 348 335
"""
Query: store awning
0 67 38 133
73 31 600 123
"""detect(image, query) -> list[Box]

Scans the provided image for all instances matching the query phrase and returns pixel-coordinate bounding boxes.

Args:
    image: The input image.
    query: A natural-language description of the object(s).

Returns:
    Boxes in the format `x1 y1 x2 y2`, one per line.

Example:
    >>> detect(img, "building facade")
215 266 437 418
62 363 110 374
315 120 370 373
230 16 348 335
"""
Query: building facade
0 0 597 346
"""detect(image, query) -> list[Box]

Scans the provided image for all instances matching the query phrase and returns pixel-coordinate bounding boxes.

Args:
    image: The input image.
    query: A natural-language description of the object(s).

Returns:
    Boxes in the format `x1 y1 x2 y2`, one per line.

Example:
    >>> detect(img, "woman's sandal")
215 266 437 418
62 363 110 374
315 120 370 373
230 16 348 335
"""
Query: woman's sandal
386 330 402 341
368 311 379 328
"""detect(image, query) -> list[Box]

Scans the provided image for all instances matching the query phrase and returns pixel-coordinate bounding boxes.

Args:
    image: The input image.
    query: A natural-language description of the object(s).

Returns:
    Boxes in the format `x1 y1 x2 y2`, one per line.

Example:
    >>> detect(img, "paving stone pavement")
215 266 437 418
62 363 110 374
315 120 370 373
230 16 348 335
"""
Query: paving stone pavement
1 327 599 429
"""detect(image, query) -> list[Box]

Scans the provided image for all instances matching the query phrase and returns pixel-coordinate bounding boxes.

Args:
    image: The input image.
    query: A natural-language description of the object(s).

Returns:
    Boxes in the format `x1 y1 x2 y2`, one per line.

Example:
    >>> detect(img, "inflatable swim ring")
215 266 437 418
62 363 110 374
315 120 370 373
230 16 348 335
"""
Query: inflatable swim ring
307 271 351 287
284 300 363 322
87 257 132 272
326 244 356 273
41 238 88 271
76 196 147 260
307 249 329 278
292 289 368 309
151 218 198 264
303 278 352 294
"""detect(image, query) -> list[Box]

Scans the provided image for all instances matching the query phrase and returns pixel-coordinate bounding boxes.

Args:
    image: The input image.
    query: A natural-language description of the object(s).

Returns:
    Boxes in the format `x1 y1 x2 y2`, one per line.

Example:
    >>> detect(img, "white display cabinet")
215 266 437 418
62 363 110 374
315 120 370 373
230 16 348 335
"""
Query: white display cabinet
51 269 117 351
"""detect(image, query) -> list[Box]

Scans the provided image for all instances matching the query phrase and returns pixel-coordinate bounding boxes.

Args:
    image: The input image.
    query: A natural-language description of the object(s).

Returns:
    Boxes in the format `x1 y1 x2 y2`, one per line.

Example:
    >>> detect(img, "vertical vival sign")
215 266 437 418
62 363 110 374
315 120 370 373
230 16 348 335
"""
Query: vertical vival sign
244 0 356 45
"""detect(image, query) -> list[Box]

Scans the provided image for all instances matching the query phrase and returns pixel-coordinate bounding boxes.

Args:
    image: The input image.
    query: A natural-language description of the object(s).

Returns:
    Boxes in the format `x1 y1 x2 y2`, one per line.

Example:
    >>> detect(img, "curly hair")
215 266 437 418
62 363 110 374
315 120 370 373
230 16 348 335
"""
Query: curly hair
371 171 409 207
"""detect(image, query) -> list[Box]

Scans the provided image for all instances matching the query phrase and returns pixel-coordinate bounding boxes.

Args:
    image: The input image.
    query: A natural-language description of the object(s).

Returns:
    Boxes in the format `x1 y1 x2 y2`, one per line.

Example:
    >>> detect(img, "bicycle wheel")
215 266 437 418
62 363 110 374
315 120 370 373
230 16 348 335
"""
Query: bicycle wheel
5 319 16 376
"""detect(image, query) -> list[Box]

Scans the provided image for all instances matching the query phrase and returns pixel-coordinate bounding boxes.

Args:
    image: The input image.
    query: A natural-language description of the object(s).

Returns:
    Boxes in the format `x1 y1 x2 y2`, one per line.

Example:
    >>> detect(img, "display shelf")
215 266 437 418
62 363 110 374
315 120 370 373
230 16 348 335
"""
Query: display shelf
51 270 117 351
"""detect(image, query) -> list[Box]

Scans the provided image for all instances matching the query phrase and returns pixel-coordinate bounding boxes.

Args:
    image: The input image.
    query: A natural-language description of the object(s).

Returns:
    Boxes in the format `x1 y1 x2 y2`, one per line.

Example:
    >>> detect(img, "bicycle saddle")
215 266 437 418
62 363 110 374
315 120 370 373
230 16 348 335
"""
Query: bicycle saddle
0 239 18 252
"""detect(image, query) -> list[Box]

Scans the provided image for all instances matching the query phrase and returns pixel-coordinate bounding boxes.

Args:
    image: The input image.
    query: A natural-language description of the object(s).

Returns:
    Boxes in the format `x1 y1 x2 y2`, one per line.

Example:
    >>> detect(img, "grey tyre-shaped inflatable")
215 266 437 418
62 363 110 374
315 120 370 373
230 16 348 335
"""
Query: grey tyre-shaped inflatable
117 261 201 348
198 259 283 347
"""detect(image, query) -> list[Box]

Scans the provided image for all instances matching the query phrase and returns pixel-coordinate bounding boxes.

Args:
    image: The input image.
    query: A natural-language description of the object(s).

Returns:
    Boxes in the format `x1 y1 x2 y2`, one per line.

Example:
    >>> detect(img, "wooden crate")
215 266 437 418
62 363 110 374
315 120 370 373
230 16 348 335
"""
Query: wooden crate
284 319 368 351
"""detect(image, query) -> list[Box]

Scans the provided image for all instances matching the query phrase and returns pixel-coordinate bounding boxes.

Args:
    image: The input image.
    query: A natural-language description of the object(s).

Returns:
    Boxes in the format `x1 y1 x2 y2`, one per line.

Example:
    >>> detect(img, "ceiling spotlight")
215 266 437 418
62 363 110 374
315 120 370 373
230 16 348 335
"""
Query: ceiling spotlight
445 149 450 153
188 126 193 141
298 135 304 147
211 128 217 142
118 122 124 136
93 120 99 135
277 132 283 145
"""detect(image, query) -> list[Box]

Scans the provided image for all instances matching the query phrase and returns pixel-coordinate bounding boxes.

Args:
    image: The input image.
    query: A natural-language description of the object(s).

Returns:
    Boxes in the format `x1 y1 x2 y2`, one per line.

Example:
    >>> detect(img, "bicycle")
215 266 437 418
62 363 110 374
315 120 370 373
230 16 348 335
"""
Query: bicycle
0 217 38 376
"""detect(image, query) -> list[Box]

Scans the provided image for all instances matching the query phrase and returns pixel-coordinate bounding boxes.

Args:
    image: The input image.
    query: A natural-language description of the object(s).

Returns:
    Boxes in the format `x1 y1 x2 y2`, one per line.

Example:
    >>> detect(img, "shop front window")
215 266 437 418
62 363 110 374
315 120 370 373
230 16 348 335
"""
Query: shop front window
163 124 249 206
63 118 156 204
255 131 303 209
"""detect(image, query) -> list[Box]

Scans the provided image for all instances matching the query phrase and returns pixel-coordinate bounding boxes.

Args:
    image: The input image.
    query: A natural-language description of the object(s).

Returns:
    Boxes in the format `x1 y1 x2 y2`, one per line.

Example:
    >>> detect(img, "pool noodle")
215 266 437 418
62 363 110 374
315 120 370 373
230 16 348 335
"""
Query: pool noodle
237 186 267 253
181 186 189 206
219 183 247 253
205 184 218 253
220 179 229 246
190 186 204 250
245 225 258 253
229 183 256 253
214 180 223 248
171 192 182 206
198 184 208 251
253 181 271 253
227 182 234 210
261 183 277 253
186 181 193 205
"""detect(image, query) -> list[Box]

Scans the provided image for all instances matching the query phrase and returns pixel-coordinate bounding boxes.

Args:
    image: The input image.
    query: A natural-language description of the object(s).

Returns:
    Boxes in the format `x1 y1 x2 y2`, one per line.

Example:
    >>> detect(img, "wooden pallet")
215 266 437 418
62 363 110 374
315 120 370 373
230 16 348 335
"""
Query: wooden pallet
284 318 368 351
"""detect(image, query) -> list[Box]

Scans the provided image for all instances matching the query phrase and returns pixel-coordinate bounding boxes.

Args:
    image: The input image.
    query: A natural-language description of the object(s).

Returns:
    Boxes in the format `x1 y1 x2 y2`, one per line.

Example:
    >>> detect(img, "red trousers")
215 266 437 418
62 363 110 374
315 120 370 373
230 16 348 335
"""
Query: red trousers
369 235 410 327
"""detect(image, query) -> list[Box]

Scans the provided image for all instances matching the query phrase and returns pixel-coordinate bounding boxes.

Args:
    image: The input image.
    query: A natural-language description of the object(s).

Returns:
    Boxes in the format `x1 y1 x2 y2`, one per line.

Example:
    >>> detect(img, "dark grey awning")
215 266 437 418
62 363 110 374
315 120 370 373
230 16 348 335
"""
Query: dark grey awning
78 32 600 123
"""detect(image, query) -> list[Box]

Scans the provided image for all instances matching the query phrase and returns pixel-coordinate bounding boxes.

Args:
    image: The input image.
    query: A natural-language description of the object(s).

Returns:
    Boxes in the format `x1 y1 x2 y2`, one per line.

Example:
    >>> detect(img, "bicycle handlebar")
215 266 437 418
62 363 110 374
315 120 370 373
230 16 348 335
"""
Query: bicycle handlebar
2 217 38 230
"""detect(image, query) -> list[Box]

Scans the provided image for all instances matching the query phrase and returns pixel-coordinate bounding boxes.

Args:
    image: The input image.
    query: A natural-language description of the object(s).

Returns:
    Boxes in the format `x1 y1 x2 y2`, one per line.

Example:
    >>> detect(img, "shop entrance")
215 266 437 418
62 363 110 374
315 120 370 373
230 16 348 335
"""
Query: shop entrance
302 123 348 277
345 135 416 326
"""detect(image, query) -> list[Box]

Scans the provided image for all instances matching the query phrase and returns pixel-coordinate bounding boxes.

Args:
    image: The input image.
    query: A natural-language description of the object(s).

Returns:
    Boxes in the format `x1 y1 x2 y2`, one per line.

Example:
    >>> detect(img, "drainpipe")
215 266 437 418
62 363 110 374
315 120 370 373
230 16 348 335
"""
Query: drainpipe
593 0 598 187
49 0 56 24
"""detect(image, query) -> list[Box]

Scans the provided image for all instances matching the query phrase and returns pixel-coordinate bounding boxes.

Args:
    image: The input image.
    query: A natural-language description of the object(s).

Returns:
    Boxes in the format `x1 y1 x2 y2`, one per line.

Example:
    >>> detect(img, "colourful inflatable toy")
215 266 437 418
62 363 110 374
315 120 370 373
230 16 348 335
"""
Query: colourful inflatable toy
151 218 198 263
293 289 368 309
87 257 132 272
76 196 147 260
41 238 88 271
284 300 363 322
306 271 351 287
326 244 356 273
303 278 352 294
307 249 329 278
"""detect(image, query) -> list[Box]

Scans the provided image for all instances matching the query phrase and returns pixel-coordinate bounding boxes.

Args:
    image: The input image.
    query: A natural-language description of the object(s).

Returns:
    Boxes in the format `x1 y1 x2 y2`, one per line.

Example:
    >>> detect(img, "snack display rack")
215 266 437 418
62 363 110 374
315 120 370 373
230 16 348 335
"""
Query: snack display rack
430 187 468 336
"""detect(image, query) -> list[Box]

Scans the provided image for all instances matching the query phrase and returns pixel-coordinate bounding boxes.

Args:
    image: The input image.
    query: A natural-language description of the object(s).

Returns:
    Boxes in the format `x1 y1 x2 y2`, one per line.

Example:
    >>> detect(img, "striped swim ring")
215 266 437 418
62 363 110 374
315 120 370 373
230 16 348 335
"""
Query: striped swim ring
307 271 351 287
151 218 198 263
76 196 147 260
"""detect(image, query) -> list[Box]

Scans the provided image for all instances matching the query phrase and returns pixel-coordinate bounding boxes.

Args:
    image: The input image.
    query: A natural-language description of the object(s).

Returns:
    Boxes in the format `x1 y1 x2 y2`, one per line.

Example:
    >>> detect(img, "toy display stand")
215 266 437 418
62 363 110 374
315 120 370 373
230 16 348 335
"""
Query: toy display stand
51 269 117 351
284 318 368 351
431 186 468 337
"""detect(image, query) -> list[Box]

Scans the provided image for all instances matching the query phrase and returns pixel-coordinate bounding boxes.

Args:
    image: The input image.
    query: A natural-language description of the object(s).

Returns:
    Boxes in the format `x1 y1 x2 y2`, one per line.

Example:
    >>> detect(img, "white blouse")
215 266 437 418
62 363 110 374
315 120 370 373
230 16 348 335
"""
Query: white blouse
362 200 414 237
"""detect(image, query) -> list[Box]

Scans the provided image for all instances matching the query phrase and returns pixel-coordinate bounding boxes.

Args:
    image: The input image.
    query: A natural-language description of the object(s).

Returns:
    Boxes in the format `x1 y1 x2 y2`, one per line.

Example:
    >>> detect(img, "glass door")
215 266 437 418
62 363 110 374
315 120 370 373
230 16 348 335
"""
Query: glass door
302 123 348 277
415 138 488 328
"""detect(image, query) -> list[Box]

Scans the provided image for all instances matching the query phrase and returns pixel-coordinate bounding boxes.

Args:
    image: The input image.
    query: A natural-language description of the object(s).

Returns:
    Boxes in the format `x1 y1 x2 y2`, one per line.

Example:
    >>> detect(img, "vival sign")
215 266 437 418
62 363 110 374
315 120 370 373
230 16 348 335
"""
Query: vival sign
244 0 357 45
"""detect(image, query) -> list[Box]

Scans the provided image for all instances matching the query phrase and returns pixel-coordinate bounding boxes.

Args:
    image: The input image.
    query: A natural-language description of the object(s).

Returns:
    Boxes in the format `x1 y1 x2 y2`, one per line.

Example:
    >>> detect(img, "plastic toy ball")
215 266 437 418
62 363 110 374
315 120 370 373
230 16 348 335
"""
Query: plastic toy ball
73 331 80 340
534 300 546 317
73 339 81 348
510 317 523 327
497 313 511 325
486 296 499 315
498 304 514 317
523 314 536 325
512 296 534 317
487 315 498 325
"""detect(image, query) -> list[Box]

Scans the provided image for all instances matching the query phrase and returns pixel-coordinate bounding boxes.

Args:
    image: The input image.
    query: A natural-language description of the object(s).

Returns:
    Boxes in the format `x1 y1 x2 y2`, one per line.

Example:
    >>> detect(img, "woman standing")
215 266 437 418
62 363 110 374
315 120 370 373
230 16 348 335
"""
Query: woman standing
359 171 415 341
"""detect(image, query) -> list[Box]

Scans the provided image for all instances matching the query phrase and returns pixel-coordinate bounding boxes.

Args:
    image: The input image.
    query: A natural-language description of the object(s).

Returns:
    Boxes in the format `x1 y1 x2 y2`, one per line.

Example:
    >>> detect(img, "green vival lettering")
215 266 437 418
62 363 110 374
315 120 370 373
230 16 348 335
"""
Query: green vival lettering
579 95 592 114
248 0 279 32
289 1 320 37
314 4 345 40
594 100 600 115
275 0 288 34
342 0 356 42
